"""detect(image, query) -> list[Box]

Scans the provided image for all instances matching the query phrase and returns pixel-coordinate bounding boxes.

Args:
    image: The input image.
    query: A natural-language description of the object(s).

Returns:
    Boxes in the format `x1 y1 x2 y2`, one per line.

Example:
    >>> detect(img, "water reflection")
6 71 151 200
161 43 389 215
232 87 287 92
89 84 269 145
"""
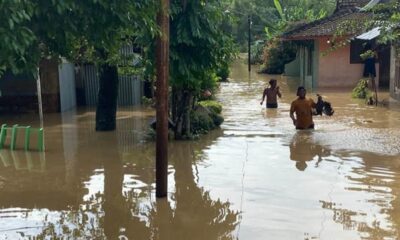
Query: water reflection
317 151 400 239
289 132 331 171
0 118 238 239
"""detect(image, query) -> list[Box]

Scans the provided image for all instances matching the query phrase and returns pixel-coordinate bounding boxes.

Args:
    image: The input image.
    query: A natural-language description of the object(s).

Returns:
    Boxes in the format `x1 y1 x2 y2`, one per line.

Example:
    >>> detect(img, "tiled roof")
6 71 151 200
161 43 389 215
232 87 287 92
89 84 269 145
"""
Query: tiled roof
336 0 371 9
282 9 367 40
281 0 375 40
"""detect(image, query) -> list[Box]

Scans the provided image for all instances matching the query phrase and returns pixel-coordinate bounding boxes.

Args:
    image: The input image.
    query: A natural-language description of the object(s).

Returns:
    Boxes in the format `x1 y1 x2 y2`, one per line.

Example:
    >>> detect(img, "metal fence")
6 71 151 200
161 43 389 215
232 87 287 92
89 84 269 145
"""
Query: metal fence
80 65 143 106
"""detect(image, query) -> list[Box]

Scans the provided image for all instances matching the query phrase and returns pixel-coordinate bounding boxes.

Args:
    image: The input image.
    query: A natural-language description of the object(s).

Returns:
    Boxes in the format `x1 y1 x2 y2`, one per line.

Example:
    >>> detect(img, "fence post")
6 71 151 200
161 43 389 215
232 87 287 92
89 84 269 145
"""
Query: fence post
24 126 31 151
10 124 18 150
0 124 7 149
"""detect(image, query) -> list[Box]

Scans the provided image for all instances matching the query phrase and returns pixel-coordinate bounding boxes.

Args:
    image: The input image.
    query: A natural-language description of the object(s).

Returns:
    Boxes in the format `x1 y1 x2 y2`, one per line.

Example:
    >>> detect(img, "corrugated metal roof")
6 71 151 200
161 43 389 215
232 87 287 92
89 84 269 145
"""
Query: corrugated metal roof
360 0 381 11
356 27 381 40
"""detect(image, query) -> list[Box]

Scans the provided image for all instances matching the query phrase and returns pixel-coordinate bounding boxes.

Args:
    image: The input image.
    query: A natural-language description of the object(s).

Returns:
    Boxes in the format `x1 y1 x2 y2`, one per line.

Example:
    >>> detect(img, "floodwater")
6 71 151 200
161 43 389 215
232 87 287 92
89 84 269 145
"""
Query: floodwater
1 61 400 240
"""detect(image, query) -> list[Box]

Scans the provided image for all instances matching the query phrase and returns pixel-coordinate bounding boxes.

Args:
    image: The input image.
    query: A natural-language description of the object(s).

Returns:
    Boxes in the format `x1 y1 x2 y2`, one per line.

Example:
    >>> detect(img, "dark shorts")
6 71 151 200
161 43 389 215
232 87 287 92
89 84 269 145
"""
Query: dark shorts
296 124 314 130
266 103 278 108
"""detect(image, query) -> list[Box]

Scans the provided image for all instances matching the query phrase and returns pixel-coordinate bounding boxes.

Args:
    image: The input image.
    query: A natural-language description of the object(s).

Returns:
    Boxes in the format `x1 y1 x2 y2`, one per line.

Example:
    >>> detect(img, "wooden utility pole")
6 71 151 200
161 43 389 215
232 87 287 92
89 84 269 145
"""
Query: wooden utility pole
156 0 170 198
248 15 251 73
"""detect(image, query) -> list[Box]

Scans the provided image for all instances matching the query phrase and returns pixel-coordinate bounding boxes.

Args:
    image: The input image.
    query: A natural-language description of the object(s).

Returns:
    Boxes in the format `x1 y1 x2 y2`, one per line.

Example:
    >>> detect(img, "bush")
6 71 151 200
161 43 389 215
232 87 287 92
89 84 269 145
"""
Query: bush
352 78 372 99
141 96 154 106
191 100 224 135
250 40 265 65
210 112 224 126
190 110 214 134
260 38 297 74
198 100 222 114
216 61 230 81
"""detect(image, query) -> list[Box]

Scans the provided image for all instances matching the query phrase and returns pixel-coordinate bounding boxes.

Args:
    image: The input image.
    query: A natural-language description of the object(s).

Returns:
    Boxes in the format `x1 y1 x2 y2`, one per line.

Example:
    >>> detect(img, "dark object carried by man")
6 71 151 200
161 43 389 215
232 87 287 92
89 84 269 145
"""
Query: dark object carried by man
314 94 334 116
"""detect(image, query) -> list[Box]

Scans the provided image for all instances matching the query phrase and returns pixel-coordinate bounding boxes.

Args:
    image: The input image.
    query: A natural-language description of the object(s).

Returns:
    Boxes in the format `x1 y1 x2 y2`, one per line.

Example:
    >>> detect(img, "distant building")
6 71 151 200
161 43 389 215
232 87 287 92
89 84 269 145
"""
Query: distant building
282 0 399 101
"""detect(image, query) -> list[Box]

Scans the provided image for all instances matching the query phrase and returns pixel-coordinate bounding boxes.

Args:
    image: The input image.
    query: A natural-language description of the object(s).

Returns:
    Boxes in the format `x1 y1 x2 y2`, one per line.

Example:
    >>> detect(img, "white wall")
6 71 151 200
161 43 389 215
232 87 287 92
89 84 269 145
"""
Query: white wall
58 62 77 112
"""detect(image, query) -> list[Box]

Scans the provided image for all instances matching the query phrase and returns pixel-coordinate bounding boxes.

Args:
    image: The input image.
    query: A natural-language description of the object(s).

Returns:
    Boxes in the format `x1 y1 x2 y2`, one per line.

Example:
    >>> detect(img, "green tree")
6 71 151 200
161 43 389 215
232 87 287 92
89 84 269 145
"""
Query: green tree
260 0 335 73
168 0 236 139
66 1 157 131
366 1 400 53
226 0 335 48
0 0 157 131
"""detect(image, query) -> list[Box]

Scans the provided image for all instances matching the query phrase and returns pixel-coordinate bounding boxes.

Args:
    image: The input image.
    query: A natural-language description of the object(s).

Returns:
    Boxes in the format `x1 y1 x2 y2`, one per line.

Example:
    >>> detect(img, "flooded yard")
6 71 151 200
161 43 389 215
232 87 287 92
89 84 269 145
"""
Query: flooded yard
1 61 400 239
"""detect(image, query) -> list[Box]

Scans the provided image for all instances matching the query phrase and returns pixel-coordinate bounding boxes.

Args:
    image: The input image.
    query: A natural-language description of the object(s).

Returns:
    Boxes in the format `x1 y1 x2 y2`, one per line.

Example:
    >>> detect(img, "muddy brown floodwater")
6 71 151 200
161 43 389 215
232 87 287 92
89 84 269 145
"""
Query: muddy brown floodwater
1 60 400 240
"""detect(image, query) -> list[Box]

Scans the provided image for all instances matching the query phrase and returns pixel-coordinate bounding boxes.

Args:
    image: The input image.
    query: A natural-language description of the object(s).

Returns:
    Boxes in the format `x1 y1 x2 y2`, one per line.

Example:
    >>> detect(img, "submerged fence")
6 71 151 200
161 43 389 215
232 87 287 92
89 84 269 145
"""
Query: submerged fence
79 46 143 107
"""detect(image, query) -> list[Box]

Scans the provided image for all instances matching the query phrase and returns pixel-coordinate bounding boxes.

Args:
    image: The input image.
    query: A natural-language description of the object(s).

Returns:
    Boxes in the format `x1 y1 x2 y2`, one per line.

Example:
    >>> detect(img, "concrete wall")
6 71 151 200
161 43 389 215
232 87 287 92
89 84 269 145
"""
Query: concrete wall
317 37 379 88
284 54 300 77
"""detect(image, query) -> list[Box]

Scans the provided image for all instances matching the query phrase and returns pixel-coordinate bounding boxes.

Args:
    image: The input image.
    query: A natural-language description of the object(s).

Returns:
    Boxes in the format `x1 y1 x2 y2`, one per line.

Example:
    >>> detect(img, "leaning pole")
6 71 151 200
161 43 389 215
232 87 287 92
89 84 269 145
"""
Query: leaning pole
156 0 170 198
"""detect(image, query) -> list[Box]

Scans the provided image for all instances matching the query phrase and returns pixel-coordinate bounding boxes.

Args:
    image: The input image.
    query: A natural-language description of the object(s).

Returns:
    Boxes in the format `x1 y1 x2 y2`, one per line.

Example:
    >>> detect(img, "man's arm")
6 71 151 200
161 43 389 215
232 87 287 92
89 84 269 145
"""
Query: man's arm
290 104 296 126
260 89 266 105
276 86 282 98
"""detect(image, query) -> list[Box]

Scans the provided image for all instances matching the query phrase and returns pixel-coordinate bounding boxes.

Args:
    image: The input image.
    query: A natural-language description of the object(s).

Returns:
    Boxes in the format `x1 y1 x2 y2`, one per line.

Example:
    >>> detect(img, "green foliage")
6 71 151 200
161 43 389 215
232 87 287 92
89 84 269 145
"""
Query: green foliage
260 38 297 74
168 0 236 94
352 78 372 99
250 40 265 64
0 0 40 76
141 96 154 106
227 0 335 48
365 1 400 57
199 71 219 95
191 100 224 135
274 0 285 21
0 0 158 77
332 2 400 58
252 0 334 73
191 111 215 134
198 100 223 114
359 50 376 60
210 112 224 126
216 61 230 81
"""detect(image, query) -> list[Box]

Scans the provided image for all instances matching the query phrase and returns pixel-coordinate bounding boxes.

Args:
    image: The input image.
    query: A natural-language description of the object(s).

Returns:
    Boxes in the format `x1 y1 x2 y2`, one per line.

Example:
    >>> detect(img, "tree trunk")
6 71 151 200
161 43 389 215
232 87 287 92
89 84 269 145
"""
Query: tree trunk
95 63 119 131
172 88 194 139
183 92 193 137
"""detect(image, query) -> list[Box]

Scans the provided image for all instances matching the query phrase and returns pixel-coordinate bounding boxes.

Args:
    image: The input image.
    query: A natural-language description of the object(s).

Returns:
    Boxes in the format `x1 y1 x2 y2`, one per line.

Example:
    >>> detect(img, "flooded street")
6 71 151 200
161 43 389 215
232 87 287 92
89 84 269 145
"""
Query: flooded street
1 61 400 239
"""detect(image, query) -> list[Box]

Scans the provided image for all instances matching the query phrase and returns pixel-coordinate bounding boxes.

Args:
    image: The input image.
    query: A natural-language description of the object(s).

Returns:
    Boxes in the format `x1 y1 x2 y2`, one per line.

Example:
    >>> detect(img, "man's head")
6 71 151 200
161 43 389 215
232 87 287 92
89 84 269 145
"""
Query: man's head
297 86 306 99
269 79 277 87
295 161 307 171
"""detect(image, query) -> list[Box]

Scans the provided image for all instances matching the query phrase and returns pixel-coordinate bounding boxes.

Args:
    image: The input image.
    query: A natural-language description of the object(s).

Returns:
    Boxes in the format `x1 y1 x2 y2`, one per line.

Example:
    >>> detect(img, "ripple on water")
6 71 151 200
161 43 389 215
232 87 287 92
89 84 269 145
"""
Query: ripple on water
314 128 400 156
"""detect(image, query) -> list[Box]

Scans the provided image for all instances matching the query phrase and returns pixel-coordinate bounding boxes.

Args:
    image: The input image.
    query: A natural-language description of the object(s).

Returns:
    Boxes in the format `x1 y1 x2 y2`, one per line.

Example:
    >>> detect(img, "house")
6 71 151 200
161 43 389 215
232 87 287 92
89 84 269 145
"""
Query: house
0 59 76 113
282 0 398 100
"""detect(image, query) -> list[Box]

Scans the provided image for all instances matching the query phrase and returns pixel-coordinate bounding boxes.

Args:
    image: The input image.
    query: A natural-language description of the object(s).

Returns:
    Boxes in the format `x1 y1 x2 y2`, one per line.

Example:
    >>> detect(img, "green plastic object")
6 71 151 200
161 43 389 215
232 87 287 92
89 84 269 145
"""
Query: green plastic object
10 124 18 150
0 124 44 151
0 124 7 149
37 128 44 152
24 126 31 150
